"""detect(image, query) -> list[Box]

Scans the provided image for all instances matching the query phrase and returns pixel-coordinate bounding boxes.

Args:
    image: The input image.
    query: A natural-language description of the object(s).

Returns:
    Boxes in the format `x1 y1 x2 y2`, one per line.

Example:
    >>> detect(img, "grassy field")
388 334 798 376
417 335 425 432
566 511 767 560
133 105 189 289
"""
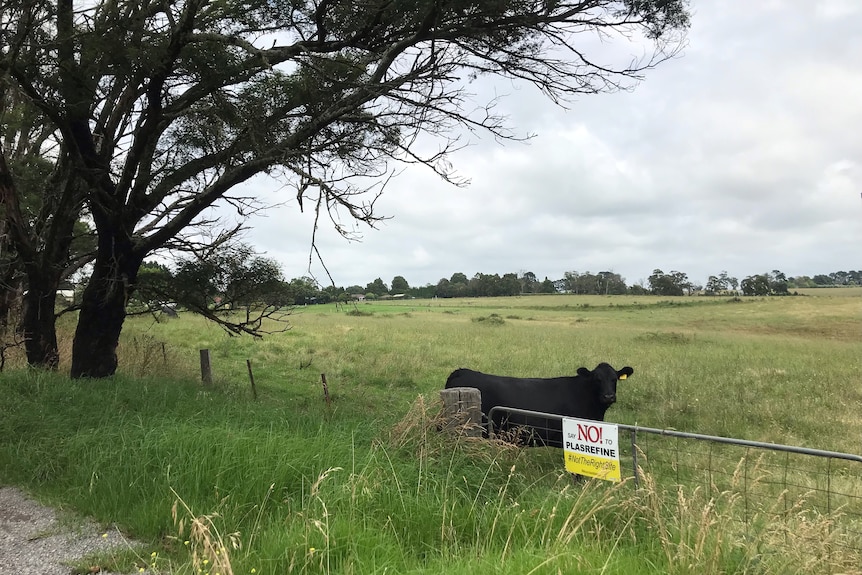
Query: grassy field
1 292 860 574
795 286 862 297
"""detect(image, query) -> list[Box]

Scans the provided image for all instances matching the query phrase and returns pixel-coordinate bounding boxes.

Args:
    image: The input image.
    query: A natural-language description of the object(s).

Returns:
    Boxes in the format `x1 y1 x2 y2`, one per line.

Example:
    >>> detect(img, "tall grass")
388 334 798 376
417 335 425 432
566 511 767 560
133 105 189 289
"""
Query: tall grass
1 294 860 573
143 294 860 451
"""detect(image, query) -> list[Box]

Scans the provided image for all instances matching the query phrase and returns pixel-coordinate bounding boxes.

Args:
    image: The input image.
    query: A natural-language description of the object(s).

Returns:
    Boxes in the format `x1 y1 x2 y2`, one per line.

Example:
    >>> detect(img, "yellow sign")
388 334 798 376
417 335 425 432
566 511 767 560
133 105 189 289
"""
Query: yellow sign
562 418 621 482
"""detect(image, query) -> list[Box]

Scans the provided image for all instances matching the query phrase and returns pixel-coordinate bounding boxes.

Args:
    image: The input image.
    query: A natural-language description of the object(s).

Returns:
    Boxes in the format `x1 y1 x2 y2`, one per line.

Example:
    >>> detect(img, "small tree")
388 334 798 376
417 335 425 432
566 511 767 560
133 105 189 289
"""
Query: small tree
139 244 292 336
391 275 409 293
718 270 738 294
705 275 726 295
366 278 389 296
448 273 469 298
787 275 815 289
563 271 605 295
538 277 557 294
648 269 691 296
409 284 437 299
500 273 521 296
767 270 789 295
320 284 346 304
286 277 321 305
435 278 452 298
563 271 582 294
450 273 469 286
131 261 174 310
597 271 627 295
741 274 770 296
519 271 538 294
468 272 516 297
829 271 851 285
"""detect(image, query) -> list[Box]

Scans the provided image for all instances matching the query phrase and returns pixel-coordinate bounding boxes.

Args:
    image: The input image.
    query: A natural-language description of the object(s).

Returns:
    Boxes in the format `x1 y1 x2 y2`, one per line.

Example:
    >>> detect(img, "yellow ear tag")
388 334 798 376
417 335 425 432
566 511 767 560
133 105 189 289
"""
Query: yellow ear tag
619 374 627 380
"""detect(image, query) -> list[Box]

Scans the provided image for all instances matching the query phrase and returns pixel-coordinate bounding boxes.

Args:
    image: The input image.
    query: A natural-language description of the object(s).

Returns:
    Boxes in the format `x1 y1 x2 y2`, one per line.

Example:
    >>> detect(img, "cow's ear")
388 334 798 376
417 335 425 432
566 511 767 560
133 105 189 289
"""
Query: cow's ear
617 366 634 380
577 367 591 377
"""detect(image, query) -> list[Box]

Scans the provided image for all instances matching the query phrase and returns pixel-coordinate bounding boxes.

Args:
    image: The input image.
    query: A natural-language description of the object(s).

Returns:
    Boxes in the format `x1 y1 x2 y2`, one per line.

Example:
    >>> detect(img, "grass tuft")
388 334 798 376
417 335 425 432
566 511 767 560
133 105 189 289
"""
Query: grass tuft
345 309 373 317
636 331 695 345
472 313 506 325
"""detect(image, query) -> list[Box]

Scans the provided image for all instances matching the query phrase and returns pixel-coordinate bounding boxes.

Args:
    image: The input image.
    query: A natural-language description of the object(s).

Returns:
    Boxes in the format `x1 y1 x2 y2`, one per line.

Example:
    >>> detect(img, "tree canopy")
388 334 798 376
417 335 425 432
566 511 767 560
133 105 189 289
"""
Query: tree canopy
1 0 690 377
648 269 692 296
391 275 410 293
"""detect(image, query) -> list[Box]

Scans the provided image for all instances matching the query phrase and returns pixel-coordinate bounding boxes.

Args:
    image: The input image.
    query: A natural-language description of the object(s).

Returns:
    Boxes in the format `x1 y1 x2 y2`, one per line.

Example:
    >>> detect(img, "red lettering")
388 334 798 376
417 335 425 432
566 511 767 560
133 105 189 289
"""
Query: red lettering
576 424 602 444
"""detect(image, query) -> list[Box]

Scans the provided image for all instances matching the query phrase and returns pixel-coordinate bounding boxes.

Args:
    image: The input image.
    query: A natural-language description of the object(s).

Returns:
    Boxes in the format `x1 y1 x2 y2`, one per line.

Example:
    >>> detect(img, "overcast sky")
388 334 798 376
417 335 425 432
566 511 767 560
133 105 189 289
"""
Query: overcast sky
239 0 861 290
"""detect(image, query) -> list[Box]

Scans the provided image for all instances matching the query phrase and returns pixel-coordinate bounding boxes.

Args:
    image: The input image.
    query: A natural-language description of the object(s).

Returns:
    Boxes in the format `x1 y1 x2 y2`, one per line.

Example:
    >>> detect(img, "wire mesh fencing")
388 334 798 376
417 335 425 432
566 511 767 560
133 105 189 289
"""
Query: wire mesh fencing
488 406 862 555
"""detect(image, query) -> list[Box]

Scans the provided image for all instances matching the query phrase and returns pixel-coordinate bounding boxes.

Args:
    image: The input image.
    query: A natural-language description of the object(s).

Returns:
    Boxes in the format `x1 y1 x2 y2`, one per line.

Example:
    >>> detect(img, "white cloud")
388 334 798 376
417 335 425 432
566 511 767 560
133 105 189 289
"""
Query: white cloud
242 0 862 289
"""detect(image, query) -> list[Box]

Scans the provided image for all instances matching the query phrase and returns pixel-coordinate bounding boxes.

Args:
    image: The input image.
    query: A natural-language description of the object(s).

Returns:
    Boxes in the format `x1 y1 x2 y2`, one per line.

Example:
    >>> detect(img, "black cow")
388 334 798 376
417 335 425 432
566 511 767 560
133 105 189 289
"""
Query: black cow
444 362 634 447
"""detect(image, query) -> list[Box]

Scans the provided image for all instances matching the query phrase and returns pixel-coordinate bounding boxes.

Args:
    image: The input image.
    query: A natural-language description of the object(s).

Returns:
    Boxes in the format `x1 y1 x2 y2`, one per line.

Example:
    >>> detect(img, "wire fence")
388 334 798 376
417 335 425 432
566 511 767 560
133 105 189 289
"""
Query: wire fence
488 406 862 554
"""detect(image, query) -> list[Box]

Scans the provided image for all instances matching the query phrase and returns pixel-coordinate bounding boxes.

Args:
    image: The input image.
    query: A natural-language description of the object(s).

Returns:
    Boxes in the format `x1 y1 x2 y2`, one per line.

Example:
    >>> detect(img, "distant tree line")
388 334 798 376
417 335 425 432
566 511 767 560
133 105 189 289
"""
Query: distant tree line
157 267 855 306
5 259 847 366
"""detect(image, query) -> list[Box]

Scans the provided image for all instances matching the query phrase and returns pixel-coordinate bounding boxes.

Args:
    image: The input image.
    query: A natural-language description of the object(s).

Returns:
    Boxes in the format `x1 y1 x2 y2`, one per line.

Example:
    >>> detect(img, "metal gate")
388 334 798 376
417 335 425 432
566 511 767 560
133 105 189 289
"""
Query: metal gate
488 406 862 552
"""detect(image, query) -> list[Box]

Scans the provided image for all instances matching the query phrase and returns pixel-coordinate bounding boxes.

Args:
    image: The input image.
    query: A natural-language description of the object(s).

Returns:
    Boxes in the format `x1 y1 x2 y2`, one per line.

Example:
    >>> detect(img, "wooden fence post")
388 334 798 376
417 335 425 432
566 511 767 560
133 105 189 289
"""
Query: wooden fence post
247 359 257 400
439 387 482 437
321 373 331 408
200 349 212 387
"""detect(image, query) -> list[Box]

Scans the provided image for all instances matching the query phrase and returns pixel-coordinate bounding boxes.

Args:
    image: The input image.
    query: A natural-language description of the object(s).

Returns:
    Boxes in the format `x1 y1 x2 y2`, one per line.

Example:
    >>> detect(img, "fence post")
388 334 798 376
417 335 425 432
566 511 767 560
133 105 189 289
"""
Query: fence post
200 349 212 387
630 427 640 489
247 359 257 400
439 387 482 437
321 373 331 408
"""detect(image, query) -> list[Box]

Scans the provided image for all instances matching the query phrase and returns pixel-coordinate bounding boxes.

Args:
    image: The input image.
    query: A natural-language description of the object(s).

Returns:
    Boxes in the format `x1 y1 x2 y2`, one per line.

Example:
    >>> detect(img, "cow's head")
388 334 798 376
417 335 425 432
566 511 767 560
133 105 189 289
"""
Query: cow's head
577 363 634 405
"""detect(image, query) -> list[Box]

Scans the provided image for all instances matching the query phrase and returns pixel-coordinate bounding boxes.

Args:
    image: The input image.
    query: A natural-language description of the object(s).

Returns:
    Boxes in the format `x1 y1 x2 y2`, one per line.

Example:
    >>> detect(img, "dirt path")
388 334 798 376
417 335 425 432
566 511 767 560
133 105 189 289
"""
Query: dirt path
0 486 145 574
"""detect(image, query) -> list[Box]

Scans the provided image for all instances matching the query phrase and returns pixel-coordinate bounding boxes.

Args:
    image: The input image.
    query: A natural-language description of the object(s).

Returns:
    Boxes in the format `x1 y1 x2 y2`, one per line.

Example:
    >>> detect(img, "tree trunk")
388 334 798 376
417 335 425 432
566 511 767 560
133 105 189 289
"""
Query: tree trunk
19 271 61 369
0 272 21 371
2 147 79 370
0 273 16 336
70 230 141 378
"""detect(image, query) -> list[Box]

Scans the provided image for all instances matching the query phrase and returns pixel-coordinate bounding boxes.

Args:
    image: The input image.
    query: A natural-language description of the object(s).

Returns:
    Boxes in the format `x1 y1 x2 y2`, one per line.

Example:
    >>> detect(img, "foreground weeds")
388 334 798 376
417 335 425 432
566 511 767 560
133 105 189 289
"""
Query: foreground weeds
625 458 862 575
2 344 861 573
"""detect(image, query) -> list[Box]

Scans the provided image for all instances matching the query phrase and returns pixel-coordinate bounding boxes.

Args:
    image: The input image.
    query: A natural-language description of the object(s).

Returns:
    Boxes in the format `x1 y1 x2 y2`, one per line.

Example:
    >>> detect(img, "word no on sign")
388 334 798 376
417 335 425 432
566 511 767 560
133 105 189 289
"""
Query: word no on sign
561 418 621 482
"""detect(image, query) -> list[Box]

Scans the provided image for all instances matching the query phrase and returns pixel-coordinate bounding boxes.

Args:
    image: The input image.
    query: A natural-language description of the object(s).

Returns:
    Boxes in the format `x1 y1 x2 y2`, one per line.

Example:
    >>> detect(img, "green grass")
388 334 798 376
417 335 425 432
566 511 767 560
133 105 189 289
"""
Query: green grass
795 286 862 297
1 293 861 573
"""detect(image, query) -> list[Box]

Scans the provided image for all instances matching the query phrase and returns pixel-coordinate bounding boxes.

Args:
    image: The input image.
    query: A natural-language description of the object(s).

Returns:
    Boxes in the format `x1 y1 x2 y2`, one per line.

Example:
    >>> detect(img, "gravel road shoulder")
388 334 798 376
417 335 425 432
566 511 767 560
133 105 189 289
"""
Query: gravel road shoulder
0 486 147 574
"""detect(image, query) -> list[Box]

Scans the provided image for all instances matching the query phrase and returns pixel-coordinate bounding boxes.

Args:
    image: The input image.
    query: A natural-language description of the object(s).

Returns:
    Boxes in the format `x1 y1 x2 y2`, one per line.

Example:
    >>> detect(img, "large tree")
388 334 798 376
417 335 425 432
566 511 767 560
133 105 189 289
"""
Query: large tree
647 269 691 296
1 0 689 377
0 81 94 368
